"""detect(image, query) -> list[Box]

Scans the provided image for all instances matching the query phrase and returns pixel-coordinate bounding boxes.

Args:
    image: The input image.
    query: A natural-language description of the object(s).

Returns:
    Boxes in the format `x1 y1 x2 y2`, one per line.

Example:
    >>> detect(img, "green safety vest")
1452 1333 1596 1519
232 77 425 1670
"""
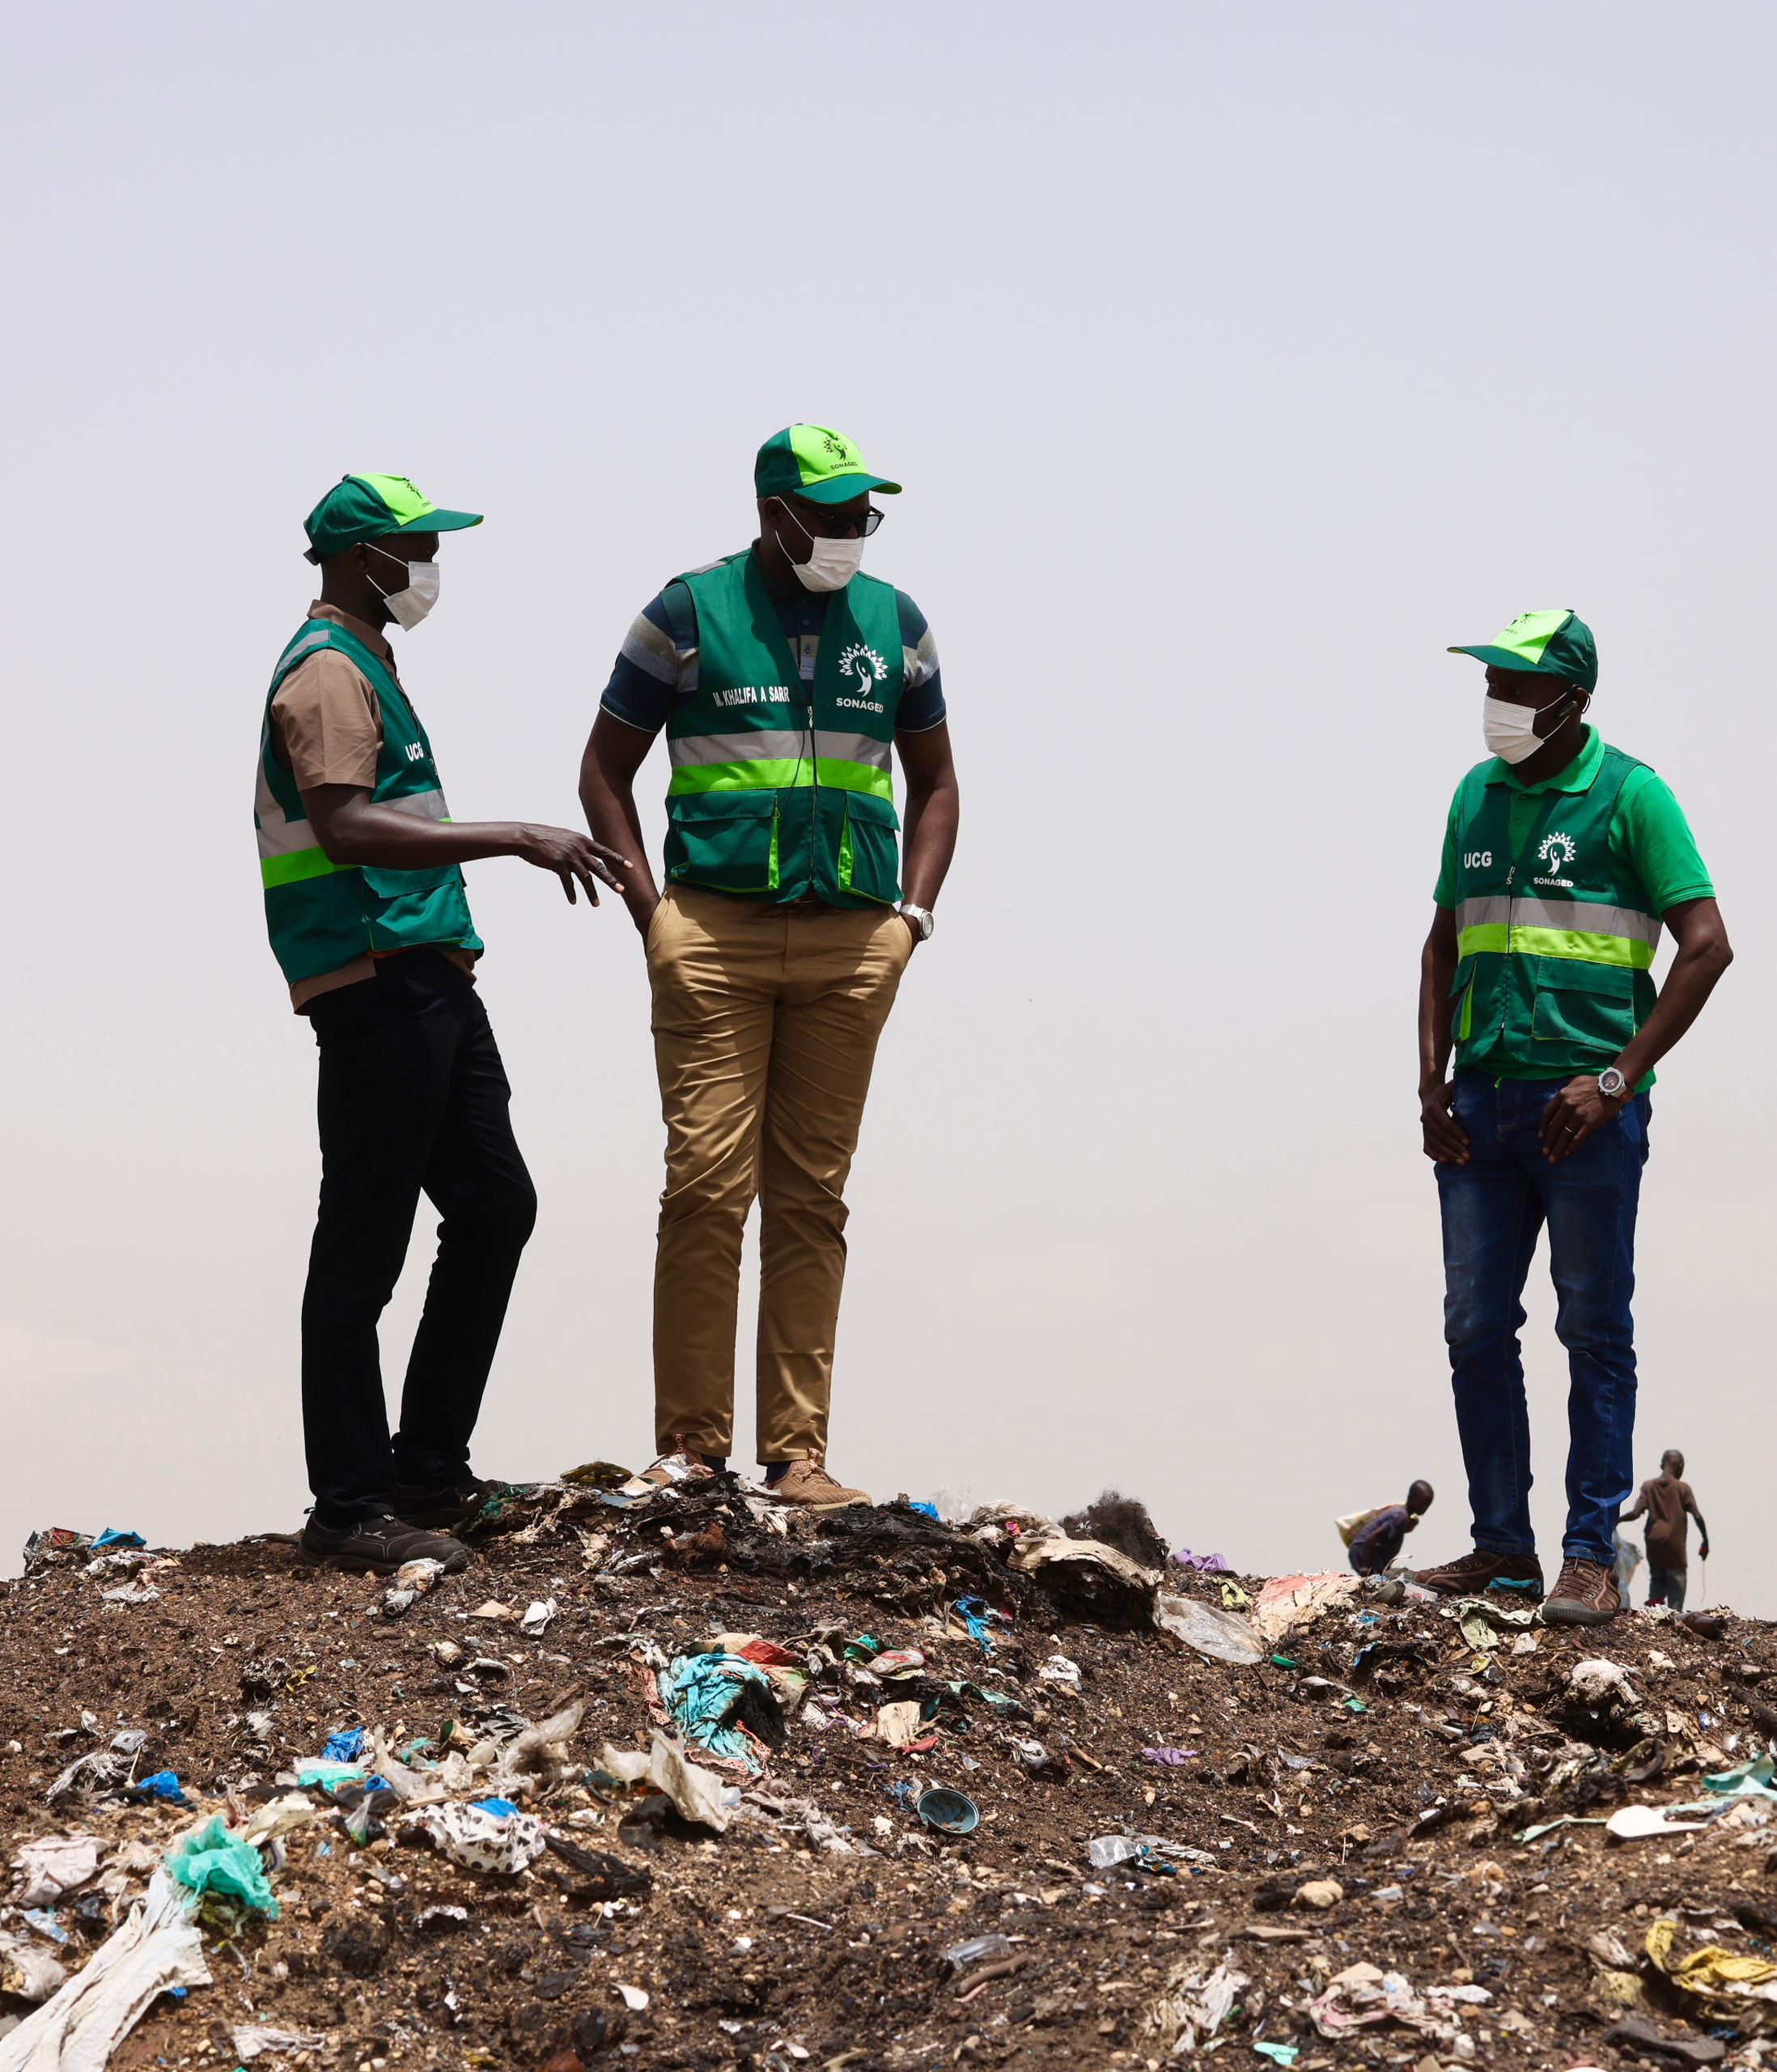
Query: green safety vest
255 618 481 987
1449 741 1660 1074
661 550 905 906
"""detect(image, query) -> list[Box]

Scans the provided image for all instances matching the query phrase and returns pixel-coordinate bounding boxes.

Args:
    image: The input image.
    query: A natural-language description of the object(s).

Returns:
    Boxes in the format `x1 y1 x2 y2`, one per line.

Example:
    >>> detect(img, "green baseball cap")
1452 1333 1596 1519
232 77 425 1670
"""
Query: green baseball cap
303 473 484 564
754 424 901 507
1448 609 1597 693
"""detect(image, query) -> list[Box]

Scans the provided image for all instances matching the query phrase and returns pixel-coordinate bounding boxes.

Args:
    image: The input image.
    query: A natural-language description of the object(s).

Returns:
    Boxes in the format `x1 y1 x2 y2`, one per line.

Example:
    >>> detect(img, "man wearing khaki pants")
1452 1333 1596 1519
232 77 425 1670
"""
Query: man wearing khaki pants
581 426 960 1506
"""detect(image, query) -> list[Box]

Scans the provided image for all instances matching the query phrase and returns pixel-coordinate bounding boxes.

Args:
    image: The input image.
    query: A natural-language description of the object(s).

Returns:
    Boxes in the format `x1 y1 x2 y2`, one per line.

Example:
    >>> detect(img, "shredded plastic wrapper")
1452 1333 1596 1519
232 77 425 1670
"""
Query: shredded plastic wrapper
166 1816 279 1917
406 1802 548 1875
1154 1591 1266 1667
1644 1918 1777 2027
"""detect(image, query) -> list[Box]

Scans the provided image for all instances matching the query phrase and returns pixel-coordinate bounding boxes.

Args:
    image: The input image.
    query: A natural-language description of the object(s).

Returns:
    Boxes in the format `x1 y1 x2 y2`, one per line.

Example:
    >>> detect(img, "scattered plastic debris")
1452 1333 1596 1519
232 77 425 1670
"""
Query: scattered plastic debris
0 1872 210 2072
1153 1591 1266 1666
165 1817 278 1917
916 1790 979 1836
405 1802 548 1876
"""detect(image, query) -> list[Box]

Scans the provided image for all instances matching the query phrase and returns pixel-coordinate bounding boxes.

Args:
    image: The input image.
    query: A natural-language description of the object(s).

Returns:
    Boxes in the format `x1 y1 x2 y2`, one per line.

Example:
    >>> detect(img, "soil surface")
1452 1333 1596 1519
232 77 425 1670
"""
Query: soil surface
2 1482 1775 2072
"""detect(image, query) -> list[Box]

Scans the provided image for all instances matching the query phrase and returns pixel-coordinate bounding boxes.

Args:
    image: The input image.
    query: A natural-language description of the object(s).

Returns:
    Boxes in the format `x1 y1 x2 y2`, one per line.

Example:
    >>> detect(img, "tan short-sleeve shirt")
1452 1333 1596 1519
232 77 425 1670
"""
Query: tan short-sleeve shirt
269 603 477 1011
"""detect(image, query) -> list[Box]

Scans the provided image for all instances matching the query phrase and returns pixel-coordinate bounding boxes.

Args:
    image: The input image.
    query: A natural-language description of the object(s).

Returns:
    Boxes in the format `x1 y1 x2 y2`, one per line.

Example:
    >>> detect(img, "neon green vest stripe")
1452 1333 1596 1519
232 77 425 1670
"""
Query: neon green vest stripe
1447 742 1659 1074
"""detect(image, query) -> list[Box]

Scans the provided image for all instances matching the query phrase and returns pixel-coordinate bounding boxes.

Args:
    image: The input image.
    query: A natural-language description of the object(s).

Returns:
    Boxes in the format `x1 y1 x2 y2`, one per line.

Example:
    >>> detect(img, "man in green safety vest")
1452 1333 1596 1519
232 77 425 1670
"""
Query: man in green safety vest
259 473 630 1574
1412 610 1732 1624
581 425 961 1507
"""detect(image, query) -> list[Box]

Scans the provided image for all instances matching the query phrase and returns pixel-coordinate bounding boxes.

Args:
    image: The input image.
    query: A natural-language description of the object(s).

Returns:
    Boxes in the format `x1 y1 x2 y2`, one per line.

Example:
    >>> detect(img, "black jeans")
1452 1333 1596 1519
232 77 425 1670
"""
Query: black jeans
302 951 536 1526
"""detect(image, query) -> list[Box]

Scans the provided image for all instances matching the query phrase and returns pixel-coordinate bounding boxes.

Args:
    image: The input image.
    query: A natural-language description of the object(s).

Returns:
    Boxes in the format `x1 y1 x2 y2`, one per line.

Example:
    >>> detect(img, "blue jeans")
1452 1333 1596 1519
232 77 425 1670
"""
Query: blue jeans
1436 1071 1652 1565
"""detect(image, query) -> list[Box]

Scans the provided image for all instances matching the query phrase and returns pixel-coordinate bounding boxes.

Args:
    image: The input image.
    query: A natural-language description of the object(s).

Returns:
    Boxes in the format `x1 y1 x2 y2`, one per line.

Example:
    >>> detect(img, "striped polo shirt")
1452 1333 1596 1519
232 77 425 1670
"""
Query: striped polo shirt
600 554 946 737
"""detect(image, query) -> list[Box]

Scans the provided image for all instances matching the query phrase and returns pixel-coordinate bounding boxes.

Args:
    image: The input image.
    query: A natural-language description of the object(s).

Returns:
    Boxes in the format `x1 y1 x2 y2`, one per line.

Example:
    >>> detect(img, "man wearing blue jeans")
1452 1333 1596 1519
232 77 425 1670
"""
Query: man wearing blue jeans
1413 612 1731 1625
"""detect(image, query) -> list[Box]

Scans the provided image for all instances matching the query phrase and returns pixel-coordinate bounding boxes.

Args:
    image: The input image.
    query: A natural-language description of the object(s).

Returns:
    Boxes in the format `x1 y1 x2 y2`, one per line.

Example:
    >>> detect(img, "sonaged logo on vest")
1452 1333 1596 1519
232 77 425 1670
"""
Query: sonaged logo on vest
836 643 888 714
1536 830 1577 889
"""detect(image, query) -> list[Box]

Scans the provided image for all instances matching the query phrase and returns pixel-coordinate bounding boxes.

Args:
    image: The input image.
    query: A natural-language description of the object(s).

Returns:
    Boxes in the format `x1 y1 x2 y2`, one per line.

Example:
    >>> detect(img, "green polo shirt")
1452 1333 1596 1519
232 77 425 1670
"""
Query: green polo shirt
1433 727 1714 1080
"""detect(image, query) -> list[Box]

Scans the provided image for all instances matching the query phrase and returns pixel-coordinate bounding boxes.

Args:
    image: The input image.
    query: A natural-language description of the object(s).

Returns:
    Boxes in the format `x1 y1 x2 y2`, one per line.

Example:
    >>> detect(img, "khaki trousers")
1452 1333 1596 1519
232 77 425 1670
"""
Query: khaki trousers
646 885 912 1461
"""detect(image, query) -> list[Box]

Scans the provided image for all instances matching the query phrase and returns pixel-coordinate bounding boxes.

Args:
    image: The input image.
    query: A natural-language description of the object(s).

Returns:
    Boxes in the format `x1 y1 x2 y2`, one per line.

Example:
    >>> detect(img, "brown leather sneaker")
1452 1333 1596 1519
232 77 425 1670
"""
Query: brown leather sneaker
1543 1556 1622 1626
1411 1548 1546 1599
771 1455 872 1509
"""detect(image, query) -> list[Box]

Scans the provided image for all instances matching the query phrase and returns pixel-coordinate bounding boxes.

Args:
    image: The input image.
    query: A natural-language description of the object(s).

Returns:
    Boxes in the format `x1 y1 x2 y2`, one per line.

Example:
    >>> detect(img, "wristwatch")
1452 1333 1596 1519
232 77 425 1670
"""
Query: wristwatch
1597 1066 1629 1102
898 902 935 942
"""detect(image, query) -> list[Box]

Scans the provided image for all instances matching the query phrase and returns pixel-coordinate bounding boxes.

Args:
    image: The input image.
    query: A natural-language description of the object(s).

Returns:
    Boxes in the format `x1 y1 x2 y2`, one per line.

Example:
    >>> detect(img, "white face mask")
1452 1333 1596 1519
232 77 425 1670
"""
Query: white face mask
773 499 864 592
1483 687 1572 765
367 542 441 629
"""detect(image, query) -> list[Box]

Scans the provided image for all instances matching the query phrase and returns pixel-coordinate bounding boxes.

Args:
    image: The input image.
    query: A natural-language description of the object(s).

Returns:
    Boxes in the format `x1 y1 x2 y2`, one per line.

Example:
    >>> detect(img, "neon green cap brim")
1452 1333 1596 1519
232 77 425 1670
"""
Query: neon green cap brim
396 507 483 536
791 472 901 505
1448 643 1560 675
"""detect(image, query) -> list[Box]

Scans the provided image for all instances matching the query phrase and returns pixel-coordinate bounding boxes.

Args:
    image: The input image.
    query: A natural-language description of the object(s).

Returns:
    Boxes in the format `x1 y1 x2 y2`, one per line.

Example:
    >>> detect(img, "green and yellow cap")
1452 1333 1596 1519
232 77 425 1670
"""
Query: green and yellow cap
754 424 901 507
303 473 484 564
1449 609 1597 692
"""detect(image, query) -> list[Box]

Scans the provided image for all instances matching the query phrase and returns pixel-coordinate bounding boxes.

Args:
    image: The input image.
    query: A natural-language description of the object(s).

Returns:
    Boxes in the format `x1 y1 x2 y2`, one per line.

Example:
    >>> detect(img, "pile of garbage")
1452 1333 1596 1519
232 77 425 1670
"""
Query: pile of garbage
2 1478 1775 2070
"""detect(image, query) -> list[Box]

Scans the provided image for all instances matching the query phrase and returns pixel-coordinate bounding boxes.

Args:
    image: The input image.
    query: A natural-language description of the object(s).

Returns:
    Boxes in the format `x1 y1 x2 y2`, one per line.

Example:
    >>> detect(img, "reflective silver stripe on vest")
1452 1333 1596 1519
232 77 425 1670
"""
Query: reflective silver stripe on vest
274 626 333 673
1456 894 1661 945
256 784 450 860
668 728 890 771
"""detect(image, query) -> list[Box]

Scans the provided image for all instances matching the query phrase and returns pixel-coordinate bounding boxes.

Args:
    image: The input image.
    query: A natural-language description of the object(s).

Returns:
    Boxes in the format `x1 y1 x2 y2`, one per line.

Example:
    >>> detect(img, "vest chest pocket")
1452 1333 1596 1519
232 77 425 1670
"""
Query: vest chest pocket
835 791 901 905
1530 958 1637 1051
665 792 780 893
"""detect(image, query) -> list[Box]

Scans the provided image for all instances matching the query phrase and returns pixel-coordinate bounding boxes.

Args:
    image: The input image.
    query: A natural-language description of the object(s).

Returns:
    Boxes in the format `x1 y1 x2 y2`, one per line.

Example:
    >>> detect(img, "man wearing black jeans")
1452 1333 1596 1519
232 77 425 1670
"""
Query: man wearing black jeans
256 473 628 1572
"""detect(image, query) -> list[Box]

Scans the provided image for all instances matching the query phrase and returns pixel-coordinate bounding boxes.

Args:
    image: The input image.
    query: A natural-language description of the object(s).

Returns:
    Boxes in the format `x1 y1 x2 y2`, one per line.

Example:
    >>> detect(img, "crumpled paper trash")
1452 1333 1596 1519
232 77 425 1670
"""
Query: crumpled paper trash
1251 1573 1359 1643
11 1838 100 1910
601 1734 733 1833
233 2026 329 2062
1141 1958 1250 2052
1570 1658 1638 1706
0 1870 210 2072
406 1802 548 1876
1308 1961 1491 2043
0 1932 66 2006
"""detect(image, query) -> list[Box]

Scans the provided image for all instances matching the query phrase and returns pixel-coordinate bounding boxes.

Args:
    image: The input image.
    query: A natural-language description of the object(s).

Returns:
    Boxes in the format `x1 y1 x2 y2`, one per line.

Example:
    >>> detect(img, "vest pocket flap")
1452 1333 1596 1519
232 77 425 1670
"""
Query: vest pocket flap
667 792 779 826
362 863 460 898
1531 957 1636 1050
1532 957 1634 998
664 791 779 893
839 789 901 833
1450 953 1475 998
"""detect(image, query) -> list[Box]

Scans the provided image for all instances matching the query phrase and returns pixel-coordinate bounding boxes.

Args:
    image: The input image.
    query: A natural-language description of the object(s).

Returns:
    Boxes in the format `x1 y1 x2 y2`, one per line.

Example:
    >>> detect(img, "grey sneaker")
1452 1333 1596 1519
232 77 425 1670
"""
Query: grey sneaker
299 1514 470 1576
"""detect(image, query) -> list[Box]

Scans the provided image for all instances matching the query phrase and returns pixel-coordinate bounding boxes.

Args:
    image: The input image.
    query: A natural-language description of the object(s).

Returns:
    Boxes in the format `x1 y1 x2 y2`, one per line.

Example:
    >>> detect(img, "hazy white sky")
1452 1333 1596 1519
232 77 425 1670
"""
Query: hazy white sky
2 4 1771 1606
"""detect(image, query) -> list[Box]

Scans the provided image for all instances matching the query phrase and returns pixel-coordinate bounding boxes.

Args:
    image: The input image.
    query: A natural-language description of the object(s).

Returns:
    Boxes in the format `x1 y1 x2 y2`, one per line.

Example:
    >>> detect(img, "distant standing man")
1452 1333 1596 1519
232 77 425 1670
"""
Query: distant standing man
259 474 629 1573
1413 612 1732 1625
1622 1450 1710 1611
581 427 959 1505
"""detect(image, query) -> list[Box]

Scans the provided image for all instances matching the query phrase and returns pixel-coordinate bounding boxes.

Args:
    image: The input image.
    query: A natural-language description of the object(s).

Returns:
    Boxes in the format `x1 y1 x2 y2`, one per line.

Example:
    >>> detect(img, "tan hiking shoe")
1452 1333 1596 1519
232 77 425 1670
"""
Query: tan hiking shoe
1543 1556 1622 1626
772 1455 872 1509
1410 1548 1545 1600
625 1437 720 1497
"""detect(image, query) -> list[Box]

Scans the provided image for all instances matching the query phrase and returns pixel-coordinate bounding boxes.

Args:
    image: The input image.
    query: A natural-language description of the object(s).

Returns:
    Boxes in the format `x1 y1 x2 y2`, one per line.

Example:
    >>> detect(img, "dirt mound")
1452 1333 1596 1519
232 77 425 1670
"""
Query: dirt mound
2 1484 1774 2071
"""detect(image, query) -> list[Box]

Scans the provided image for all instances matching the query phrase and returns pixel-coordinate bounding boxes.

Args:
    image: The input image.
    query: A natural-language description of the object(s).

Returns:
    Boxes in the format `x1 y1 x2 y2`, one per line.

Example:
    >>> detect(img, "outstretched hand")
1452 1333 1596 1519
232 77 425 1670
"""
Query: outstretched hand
1538 1075 1626 1164
514 824 631 906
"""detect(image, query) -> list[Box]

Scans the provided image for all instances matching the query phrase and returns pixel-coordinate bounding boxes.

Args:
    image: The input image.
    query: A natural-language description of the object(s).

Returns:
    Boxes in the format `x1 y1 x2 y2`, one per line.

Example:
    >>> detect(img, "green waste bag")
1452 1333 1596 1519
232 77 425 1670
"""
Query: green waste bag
167 1815 278 1917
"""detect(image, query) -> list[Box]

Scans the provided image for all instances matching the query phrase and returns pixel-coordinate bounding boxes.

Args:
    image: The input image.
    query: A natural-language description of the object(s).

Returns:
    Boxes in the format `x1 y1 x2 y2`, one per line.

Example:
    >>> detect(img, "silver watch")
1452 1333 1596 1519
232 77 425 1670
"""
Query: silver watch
1597 1066 1629 1101
898 902 935 942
